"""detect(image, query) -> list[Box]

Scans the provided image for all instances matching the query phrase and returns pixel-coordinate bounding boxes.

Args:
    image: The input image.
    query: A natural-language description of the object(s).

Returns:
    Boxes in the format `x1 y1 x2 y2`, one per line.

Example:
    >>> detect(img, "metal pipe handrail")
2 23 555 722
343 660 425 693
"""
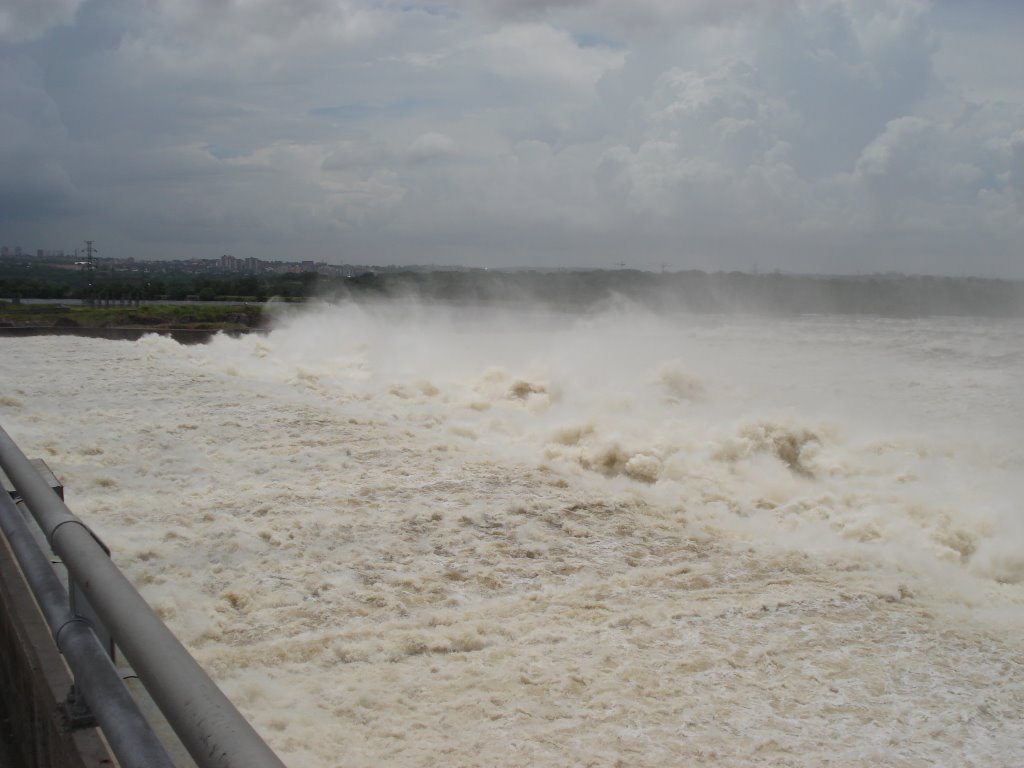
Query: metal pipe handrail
0 490 176 768
0 427 287 768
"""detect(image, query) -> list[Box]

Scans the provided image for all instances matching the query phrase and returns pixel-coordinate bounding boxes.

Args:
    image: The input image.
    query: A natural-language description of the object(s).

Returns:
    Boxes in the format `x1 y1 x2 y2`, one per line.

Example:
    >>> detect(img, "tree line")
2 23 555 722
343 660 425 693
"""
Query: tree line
0 263 317 302
2 261 1022 317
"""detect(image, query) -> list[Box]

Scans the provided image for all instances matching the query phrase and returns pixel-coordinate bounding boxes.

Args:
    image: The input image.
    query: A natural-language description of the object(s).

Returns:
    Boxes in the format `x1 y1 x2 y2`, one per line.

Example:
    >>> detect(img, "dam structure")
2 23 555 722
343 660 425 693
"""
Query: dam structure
0 426 287 768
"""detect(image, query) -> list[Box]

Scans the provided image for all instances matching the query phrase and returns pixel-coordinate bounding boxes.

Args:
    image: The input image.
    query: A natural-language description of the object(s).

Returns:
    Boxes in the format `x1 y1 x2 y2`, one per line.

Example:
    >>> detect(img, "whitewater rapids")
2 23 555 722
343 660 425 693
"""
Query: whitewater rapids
1 302 1022 766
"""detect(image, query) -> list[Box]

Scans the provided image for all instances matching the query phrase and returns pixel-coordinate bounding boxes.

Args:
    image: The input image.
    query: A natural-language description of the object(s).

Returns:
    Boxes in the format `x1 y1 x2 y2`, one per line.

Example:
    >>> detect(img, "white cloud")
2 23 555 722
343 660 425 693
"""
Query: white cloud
223 141 405 227
321 139 392 172
471 23 625 90
0 0 82 43
855 116 932 180
1009 131 1024 195
140 0 381 46
2 0 1022 274
119 0 385 75
441 0 779 33
406 132 458 163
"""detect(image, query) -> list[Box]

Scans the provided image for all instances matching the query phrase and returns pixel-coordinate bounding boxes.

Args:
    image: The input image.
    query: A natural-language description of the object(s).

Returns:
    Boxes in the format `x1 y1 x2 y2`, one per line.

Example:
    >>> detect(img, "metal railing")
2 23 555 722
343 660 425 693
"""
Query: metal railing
0 426 287 768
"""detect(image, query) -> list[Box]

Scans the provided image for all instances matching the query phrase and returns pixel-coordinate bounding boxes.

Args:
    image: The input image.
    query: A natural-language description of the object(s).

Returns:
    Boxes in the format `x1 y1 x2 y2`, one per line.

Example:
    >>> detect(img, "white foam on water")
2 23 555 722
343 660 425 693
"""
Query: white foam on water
2 303 1023 766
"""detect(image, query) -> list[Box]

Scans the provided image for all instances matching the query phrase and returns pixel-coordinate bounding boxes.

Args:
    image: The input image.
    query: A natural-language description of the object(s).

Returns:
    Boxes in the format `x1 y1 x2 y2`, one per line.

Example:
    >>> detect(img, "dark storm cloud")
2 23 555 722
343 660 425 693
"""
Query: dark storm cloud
0 56 81 222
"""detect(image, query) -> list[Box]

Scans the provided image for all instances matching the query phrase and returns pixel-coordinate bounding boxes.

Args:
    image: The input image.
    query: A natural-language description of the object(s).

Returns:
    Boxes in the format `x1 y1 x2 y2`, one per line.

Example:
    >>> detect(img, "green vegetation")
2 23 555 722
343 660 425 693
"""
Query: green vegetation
0 261 317 303
0 302 263 331
2 260 1023 319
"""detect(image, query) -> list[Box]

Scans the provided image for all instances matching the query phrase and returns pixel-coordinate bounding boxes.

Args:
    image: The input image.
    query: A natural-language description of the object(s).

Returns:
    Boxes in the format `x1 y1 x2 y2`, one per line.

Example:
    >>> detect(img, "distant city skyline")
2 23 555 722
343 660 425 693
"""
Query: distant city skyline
1 1 1022 277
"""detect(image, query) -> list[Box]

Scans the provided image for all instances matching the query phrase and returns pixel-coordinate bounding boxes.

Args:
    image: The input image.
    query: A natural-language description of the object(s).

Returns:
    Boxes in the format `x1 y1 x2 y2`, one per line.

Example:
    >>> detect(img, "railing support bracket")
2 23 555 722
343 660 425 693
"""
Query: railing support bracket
59 685 97 730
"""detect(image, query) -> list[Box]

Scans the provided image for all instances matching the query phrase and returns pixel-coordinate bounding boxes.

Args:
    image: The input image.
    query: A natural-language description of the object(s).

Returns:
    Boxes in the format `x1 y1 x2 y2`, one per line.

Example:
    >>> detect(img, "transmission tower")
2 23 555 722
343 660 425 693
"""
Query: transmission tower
83 240 98 304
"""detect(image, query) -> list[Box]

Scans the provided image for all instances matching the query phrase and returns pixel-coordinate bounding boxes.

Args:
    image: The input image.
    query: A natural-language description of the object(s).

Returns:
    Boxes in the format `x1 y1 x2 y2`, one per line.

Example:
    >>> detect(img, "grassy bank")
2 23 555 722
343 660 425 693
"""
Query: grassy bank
0 302 265 331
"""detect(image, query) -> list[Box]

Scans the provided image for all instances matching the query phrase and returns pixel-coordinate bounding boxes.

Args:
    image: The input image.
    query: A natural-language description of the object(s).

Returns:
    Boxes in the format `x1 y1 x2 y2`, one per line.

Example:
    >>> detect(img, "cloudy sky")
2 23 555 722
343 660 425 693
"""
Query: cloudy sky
1 1 1022 275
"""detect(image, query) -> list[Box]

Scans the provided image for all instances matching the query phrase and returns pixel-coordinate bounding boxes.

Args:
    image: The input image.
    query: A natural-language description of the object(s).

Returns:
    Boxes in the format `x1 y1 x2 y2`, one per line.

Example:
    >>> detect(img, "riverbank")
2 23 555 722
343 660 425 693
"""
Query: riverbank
0 302 265 343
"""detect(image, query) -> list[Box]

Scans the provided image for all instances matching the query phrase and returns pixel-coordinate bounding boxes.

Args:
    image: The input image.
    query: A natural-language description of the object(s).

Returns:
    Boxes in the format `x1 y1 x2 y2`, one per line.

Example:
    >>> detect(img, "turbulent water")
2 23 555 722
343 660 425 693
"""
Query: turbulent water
2 302 1023 767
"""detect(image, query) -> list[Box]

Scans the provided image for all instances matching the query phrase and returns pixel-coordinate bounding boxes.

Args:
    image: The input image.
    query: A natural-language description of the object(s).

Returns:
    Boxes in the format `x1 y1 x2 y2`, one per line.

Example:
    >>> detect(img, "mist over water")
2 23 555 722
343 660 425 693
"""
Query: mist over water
2 302 1023 766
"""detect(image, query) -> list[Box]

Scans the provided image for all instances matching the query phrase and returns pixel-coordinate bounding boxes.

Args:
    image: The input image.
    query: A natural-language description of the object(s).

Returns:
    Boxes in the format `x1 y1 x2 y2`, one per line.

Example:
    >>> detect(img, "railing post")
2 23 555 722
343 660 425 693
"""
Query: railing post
1 484 176 767
0 427 287 768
